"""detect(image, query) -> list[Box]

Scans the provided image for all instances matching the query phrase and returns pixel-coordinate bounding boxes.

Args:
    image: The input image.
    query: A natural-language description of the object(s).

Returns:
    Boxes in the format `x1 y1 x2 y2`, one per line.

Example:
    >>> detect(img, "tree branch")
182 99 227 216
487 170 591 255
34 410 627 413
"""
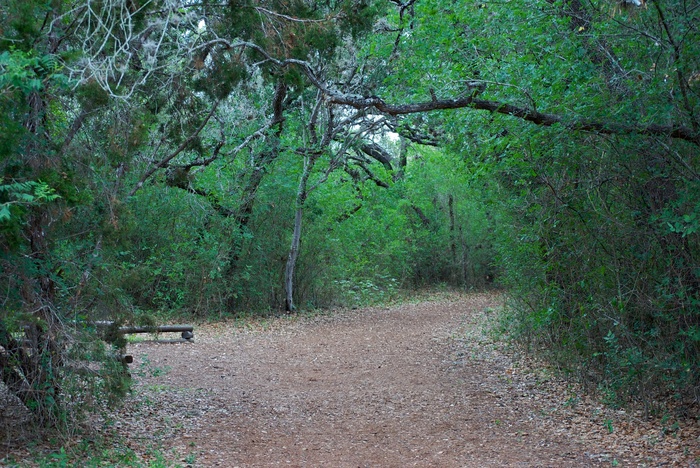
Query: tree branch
253 6 333 23
129 100 220 197
60 108 90 154
181 119 276 171
327 94 700 146
200 38 700 146
360 142 394 171
411 204 431 227
348 155 390 188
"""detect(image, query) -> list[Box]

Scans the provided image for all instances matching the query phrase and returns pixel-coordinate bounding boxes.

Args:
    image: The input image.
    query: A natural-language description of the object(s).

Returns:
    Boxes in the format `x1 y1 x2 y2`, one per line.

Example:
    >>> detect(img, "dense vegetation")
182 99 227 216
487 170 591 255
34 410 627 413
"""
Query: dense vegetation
1 0 697 431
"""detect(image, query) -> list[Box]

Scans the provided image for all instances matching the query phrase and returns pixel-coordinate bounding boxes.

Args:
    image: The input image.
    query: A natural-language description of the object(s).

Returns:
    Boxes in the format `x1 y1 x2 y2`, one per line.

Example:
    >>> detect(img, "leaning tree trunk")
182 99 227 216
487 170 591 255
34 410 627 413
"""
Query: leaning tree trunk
284 155 317 312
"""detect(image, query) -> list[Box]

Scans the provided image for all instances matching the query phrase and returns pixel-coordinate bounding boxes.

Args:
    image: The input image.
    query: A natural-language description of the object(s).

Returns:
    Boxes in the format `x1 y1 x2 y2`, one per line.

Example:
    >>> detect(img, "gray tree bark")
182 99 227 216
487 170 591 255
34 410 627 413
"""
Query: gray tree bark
284 155 317 312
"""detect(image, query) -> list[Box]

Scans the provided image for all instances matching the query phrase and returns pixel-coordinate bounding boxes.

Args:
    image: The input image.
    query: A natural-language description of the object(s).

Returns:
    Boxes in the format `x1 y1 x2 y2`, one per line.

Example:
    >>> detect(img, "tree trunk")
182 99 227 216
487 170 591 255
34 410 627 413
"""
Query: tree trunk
284 156 317 312
448 194 457 283
285 206 303 312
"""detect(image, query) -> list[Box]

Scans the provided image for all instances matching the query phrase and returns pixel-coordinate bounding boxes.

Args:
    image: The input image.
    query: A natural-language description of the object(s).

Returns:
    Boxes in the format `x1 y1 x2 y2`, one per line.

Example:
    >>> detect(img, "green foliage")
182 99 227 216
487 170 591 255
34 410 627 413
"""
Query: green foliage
491 130 700 403
333 275 399 308
96 186 235 316
0 0 55 50
192 53 249 100
0 179 60 222
5 435 187 467
362 0 700 404
0 48 71 99
0 49 46 93
337 0 384 39
75 80 110 112
0 179 61 256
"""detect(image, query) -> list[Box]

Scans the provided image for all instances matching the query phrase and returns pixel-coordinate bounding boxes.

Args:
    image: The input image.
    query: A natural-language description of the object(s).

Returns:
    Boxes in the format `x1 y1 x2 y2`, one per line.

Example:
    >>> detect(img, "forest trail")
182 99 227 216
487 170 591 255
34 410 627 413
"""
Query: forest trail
118 294 695 467
122 294 590 467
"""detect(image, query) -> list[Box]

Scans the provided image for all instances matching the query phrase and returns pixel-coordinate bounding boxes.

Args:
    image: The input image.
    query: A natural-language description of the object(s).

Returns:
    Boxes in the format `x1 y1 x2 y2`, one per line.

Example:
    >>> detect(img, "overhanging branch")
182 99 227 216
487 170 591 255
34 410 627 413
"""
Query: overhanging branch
199 39 700 146
360 142 394 171
326 94 700 146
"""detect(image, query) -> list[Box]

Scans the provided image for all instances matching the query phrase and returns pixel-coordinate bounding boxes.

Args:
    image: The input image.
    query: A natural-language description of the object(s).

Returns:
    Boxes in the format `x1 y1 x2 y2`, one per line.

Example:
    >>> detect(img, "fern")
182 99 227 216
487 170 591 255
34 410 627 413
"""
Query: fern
0 179 60 222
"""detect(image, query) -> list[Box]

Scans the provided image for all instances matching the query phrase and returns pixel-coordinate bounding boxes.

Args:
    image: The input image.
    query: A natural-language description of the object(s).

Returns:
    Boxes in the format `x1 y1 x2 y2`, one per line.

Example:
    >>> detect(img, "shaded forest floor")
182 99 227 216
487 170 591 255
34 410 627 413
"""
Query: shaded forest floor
2 293 700 466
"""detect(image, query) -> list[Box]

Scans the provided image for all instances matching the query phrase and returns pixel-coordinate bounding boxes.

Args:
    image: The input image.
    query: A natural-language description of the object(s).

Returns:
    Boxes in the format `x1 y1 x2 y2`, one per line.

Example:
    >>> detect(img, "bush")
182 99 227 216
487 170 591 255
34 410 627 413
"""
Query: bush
494 134 700 405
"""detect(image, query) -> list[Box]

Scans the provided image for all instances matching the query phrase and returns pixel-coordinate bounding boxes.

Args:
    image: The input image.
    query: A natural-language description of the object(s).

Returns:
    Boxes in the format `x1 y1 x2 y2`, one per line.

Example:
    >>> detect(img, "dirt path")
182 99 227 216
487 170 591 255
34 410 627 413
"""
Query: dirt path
3 293 698 466
123 294 600 467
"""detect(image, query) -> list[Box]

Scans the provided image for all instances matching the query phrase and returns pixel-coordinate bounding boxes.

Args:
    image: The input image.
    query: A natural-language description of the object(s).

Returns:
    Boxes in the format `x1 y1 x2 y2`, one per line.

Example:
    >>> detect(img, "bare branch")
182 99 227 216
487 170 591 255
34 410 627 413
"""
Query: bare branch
185 120 277 172
254 6 333 24
62 0 204 100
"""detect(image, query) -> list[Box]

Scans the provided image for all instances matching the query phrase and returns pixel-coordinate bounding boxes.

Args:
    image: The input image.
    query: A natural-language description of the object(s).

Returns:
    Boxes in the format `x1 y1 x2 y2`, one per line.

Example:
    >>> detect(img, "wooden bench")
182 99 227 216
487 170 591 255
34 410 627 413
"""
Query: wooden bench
93 322 195 364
